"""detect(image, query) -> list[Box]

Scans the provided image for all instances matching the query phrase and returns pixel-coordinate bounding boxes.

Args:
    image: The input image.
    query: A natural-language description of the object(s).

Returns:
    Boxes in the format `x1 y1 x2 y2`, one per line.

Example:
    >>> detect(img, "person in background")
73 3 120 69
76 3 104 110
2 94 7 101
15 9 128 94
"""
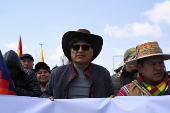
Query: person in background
51 65 58 71
113 61 124 74
111 48 138 95
117 41 170 96
20 53 34 70
41 29 115 100
4 50 41 97
34 62 51 92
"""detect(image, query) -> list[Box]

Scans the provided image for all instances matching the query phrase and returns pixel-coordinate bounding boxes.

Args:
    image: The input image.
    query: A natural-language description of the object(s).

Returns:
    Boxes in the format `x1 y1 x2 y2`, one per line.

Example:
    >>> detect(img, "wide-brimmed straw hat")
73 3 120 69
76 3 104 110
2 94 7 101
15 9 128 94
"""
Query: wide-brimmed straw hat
62 29 103 61
126 40 170 65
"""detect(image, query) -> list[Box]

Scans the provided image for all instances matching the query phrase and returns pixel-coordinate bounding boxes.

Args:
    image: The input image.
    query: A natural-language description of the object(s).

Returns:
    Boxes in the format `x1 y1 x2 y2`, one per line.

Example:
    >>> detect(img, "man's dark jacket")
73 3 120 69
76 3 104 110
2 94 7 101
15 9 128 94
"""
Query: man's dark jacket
41 63 115 99
4 50 42 97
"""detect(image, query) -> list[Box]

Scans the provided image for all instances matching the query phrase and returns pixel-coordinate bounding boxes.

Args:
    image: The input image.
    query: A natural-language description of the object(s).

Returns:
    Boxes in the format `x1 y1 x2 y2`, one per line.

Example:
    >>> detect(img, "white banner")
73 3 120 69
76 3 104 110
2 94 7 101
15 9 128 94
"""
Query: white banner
0 95 170 113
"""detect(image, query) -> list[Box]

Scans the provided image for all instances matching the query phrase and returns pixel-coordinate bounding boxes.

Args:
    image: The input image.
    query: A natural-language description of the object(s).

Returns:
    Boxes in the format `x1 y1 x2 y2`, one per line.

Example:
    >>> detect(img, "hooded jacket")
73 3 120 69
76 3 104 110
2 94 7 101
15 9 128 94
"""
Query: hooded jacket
41 63 115 99
4 50 41 97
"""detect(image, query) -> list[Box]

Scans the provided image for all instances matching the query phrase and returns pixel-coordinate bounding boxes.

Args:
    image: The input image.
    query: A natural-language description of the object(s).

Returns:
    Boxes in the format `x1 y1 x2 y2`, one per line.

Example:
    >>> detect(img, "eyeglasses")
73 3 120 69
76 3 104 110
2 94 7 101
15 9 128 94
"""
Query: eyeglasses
71 44 91 51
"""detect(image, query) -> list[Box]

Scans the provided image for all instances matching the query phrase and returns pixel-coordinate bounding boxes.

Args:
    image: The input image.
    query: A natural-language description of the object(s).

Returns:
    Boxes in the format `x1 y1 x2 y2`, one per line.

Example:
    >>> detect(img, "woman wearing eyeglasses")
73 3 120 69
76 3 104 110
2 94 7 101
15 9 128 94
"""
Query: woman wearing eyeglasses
41 29 115 100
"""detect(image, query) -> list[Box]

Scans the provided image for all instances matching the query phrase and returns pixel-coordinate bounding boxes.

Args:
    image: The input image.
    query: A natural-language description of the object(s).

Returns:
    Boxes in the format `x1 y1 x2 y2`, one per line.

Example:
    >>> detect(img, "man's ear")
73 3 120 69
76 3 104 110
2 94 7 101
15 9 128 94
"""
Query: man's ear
137 64 142 73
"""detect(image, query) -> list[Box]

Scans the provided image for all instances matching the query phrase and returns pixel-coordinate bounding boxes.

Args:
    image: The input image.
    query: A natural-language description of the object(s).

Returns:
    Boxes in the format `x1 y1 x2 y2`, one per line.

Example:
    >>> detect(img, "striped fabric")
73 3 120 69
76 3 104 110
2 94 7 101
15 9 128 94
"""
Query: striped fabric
138 74 167 96
0 50 16 95
117 73 168 96
117 83 131 96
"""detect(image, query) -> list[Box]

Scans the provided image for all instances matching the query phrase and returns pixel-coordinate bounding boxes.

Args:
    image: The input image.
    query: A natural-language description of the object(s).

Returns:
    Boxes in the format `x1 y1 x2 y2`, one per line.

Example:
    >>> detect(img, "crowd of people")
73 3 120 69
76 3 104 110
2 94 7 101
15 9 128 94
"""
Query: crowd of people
1 29 170 100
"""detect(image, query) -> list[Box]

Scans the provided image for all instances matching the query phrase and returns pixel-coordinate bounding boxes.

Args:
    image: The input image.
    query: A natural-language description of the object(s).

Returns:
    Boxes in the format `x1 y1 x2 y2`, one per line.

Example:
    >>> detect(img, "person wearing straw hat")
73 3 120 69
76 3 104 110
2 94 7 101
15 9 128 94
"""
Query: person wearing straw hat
111 48 138 95
41 29 115 100
117 41 170 96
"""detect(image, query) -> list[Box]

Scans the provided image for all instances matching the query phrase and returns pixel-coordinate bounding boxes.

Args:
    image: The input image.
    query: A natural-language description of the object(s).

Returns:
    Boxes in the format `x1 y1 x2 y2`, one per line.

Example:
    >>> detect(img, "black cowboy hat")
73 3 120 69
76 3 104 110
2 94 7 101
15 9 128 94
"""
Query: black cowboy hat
62 29 103 62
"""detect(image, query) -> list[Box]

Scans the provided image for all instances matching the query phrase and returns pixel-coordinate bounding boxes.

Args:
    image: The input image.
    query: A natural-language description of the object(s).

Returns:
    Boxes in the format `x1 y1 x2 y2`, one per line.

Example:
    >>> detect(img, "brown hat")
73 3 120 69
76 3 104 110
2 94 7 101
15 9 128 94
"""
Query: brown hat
62 29 103 62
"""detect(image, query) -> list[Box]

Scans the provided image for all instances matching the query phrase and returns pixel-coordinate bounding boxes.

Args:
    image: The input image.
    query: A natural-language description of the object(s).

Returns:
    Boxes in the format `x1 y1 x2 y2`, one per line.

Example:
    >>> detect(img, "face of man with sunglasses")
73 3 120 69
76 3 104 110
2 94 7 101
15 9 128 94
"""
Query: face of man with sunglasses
70 40 93 67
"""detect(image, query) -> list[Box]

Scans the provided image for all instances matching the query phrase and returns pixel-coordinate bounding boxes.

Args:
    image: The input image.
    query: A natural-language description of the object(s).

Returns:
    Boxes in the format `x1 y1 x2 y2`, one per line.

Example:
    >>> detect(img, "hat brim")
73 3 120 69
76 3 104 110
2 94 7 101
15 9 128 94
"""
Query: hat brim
34 62 50 72
20 54 34 61
126 53 170 65
62 31 103 62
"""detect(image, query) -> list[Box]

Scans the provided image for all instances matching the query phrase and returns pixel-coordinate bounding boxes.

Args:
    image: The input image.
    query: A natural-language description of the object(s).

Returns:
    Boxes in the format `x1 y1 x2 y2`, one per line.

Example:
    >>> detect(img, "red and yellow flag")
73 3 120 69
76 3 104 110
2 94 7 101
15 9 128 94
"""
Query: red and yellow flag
39 48 44 62
17 35 22 57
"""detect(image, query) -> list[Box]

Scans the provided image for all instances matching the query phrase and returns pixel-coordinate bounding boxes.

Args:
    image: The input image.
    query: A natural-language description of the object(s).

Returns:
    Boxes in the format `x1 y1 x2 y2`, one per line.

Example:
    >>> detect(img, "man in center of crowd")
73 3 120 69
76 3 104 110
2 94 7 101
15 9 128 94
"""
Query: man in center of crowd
41 29 115 99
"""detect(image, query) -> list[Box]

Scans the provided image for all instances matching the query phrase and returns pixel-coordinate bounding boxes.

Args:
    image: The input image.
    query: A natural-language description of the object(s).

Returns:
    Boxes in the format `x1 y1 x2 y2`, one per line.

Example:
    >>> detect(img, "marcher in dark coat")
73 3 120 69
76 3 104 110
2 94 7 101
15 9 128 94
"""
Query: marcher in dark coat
41 63 114 99
41 29 115 100
4 50 42 97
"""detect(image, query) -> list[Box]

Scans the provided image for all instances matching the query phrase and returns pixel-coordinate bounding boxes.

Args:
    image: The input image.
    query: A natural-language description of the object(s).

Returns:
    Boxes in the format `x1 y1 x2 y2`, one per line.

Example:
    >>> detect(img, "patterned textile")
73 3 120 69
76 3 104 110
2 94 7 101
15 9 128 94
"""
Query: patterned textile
137 74 167 96
136 41 162 59
117 73 168 96
117 83 131 96
0 50 16 95
126 41 170 66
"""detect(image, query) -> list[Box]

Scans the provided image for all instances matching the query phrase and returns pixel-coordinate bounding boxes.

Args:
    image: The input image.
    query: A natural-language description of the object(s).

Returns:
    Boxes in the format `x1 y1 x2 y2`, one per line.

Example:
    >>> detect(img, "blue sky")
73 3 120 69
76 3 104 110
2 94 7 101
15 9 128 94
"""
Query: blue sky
0 0 170 75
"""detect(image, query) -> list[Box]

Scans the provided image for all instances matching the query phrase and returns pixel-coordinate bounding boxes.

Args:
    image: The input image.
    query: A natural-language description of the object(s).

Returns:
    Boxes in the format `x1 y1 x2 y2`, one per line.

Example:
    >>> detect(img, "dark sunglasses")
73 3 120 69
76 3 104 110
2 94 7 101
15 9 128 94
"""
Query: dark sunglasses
71 44 91 51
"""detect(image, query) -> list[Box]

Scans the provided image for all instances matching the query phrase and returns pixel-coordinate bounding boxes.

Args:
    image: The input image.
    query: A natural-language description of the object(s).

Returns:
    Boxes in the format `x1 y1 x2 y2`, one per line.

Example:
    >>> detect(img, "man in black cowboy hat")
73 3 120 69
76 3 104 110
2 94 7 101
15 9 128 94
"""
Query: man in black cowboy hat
41 29 115 99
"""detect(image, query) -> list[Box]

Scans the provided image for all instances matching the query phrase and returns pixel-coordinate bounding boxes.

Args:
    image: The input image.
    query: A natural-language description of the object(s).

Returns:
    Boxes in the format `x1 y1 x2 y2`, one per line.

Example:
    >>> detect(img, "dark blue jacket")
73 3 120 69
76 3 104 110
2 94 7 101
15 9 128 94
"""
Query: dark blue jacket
41 63 115 99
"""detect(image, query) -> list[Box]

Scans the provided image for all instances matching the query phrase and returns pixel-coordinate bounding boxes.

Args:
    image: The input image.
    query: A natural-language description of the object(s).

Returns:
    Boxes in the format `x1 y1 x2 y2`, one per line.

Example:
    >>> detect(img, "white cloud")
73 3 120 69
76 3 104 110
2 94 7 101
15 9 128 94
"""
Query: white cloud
6 42 18 49
163 47 170 54
141 0 170 25
115 49 125 55
104 23 162 38
49 45 64 61
6 42 27 49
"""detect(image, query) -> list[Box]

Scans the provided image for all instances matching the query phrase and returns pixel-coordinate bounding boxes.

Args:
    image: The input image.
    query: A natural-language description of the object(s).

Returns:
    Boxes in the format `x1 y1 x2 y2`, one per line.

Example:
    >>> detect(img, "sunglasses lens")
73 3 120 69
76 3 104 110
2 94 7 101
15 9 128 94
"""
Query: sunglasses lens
82 45 90 51
72 45 80 51
72 44 91 51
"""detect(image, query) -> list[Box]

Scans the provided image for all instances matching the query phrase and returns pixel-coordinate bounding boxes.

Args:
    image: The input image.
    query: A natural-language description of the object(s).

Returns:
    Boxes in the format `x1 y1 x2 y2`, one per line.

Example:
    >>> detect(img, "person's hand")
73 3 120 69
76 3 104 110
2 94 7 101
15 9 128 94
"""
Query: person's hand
109 95 116 98
49 96 54 101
